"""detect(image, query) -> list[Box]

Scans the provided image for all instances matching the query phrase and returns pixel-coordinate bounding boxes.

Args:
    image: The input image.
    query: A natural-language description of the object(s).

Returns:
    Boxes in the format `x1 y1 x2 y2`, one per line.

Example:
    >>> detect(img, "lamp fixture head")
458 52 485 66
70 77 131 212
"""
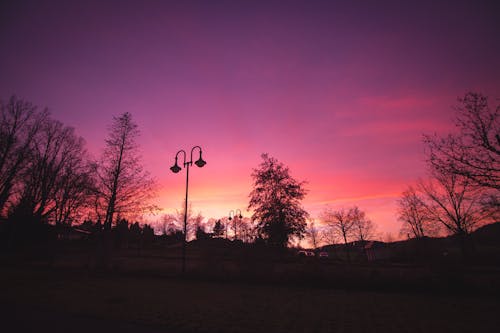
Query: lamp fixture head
195 152 206 168
170 158 181 173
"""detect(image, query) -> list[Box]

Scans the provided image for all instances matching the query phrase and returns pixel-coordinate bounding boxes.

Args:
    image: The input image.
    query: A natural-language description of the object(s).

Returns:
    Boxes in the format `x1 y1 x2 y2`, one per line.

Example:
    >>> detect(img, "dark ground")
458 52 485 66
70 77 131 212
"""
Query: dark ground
1 265 499 333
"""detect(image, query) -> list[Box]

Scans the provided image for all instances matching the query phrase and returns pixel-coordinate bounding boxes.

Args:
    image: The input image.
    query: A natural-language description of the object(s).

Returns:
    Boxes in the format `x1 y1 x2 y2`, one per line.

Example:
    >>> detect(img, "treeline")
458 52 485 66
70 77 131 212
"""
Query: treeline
155 206 258 243
1 93 498 260
75 219 155 249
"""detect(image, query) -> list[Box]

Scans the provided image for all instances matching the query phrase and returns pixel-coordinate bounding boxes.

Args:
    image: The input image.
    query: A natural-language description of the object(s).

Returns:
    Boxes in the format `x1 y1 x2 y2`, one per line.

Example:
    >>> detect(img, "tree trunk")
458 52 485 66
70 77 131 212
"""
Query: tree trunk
343 234 351 263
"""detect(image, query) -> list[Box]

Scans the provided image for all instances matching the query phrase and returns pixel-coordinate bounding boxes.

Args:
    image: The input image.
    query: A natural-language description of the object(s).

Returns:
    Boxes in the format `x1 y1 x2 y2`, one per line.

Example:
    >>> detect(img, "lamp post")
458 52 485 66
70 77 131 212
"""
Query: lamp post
229 209 242 241
170 146 206 274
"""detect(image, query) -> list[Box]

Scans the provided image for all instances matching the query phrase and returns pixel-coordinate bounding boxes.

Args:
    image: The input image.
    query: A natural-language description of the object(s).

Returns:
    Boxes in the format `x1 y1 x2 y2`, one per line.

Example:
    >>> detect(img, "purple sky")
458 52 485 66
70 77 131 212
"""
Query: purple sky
1 0 499 236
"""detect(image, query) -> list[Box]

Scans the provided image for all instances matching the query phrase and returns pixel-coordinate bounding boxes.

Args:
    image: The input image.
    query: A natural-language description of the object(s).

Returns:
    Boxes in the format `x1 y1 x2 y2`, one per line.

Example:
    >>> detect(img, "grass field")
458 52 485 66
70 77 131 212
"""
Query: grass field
1 265 499 333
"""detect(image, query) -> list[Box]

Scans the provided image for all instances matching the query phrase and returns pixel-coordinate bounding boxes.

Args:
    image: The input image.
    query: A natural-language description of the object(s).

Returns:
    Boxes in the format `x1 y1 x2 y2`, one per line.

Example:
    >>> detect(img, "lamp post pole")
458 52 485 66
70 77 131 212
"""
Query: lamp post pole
170 146 206 274
229 209 242 241
182 160 190 272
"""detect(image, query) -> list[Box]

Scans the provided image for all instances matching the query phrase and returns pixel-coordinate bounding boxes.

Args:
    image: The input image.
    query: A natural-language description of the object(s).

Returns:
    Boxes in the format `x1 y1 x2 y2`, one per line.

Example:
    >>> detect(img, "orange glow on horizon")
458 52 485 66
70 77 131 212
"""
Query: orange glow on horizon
154 170 406 238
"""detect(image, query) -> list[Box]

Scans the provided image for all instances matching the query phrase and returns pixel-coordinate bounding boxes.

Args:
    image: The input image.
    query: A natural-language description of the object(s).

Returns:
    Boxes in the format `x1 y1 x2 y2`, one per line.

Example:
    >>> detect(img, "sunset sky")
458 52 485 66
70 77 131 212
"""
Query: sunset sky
1 0 499 237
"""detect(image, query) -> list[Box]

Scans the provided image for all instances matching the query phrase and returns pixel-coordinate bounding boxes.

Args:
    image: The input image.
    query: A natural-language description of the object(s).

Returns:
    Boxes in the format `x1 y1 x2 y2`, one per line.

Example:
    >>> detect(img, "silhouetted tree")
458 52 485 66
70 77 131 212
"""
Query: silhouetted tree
349 206 375 260
248 154 308 248
319 225 337 247
114 218 129 249
158 213 179 236
0 96 47 216
12 114 90 224
195 224 211 240
424 92 499 191
306 220 320 249
418 169 490 257
221 216 230 239
129 221 142 252
142 223 155 247
213 219 224 237
79 219 95 232
230 214 242 241
397 185 439 238
191 212 204 241
321 207 354 261
162 204 203 241
94 113 156 231
351 206 375 243
52 161 94 225
238 217 256 243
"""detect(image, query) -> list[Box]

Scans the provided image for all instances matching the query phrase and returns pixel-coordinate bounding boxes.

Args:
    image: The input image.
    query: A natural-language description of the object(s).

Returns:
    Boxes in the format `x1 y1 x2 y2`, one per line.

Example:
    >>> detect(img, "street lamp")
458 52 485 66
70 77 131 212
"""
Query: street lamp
229 209 242 241
170 146 206 274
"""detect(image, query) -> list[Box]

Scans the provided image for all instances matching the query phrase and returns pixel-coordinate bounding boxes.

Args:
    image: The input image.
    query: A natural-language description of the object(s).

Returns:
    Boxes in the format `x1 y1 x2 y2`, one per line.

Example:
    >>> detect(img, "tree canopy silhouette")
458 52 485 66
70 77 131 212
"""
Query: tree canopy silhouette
418 169 489 257
320 207 355 261
397 186 440 239
14 116 90 224
424 92 499 191
1 96 92 225
212 219 224 237
0 96 47 216
248 154 308 248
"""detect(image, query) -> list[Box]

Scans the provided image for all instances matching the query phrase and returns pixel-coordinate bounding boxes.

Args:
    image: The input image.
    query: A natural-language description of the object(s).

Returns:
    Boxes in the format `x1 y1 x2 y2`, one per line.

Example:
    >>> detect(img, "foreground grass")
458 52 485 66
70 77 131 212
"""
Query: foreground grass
1 266 499 333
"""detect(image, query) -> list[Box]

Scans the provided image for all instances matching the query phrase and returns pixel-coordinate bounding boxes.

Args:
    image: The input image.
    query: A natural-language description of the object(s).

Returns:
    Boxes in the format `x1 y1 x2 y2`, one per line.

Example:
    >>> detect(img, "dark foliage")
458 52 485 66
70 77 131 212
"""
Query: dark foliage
248 154 308 248
195 225 212 240
212 219 224 237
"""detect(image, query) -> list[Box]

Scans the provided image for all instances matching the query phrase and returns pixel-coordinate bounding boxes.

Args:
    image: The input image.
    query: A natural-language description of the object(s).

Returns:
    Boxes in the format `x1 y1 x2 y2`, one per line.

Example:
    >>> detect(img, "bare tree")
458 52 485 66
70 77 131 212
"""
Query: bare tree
320 207 355 261
305 220 320 249
424 92 499 191
228 213 242 241
221 216 230 239
160 204 204 241
418 170 491 257
349 206 375 260
53 162 94 225
204 217 217 233
238 217 256 243
0 96 47 215
157 213 178 236
397 186 440 239
12 116 90 224
319 230 335 247
350 206 375 244
95 113 157 231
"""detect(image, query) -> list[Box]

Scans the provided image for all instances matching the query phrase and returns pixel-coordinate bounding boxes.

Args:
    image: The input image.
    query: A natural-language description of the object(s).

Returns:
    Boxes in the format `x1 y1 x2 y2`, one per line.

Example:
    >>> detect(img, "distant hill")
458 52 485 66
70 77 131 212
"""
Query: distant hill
316 222 500 263
471 221 500 244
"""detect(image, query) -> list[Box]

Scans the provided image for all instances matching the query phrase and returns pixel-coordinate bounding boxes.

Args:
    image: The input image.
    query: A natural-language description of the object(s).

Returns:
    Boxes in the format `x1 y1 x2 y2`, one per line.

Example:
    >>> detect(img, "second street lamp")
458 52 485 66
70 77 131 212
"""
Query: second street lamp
170 146 206 274
229 209 242 241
